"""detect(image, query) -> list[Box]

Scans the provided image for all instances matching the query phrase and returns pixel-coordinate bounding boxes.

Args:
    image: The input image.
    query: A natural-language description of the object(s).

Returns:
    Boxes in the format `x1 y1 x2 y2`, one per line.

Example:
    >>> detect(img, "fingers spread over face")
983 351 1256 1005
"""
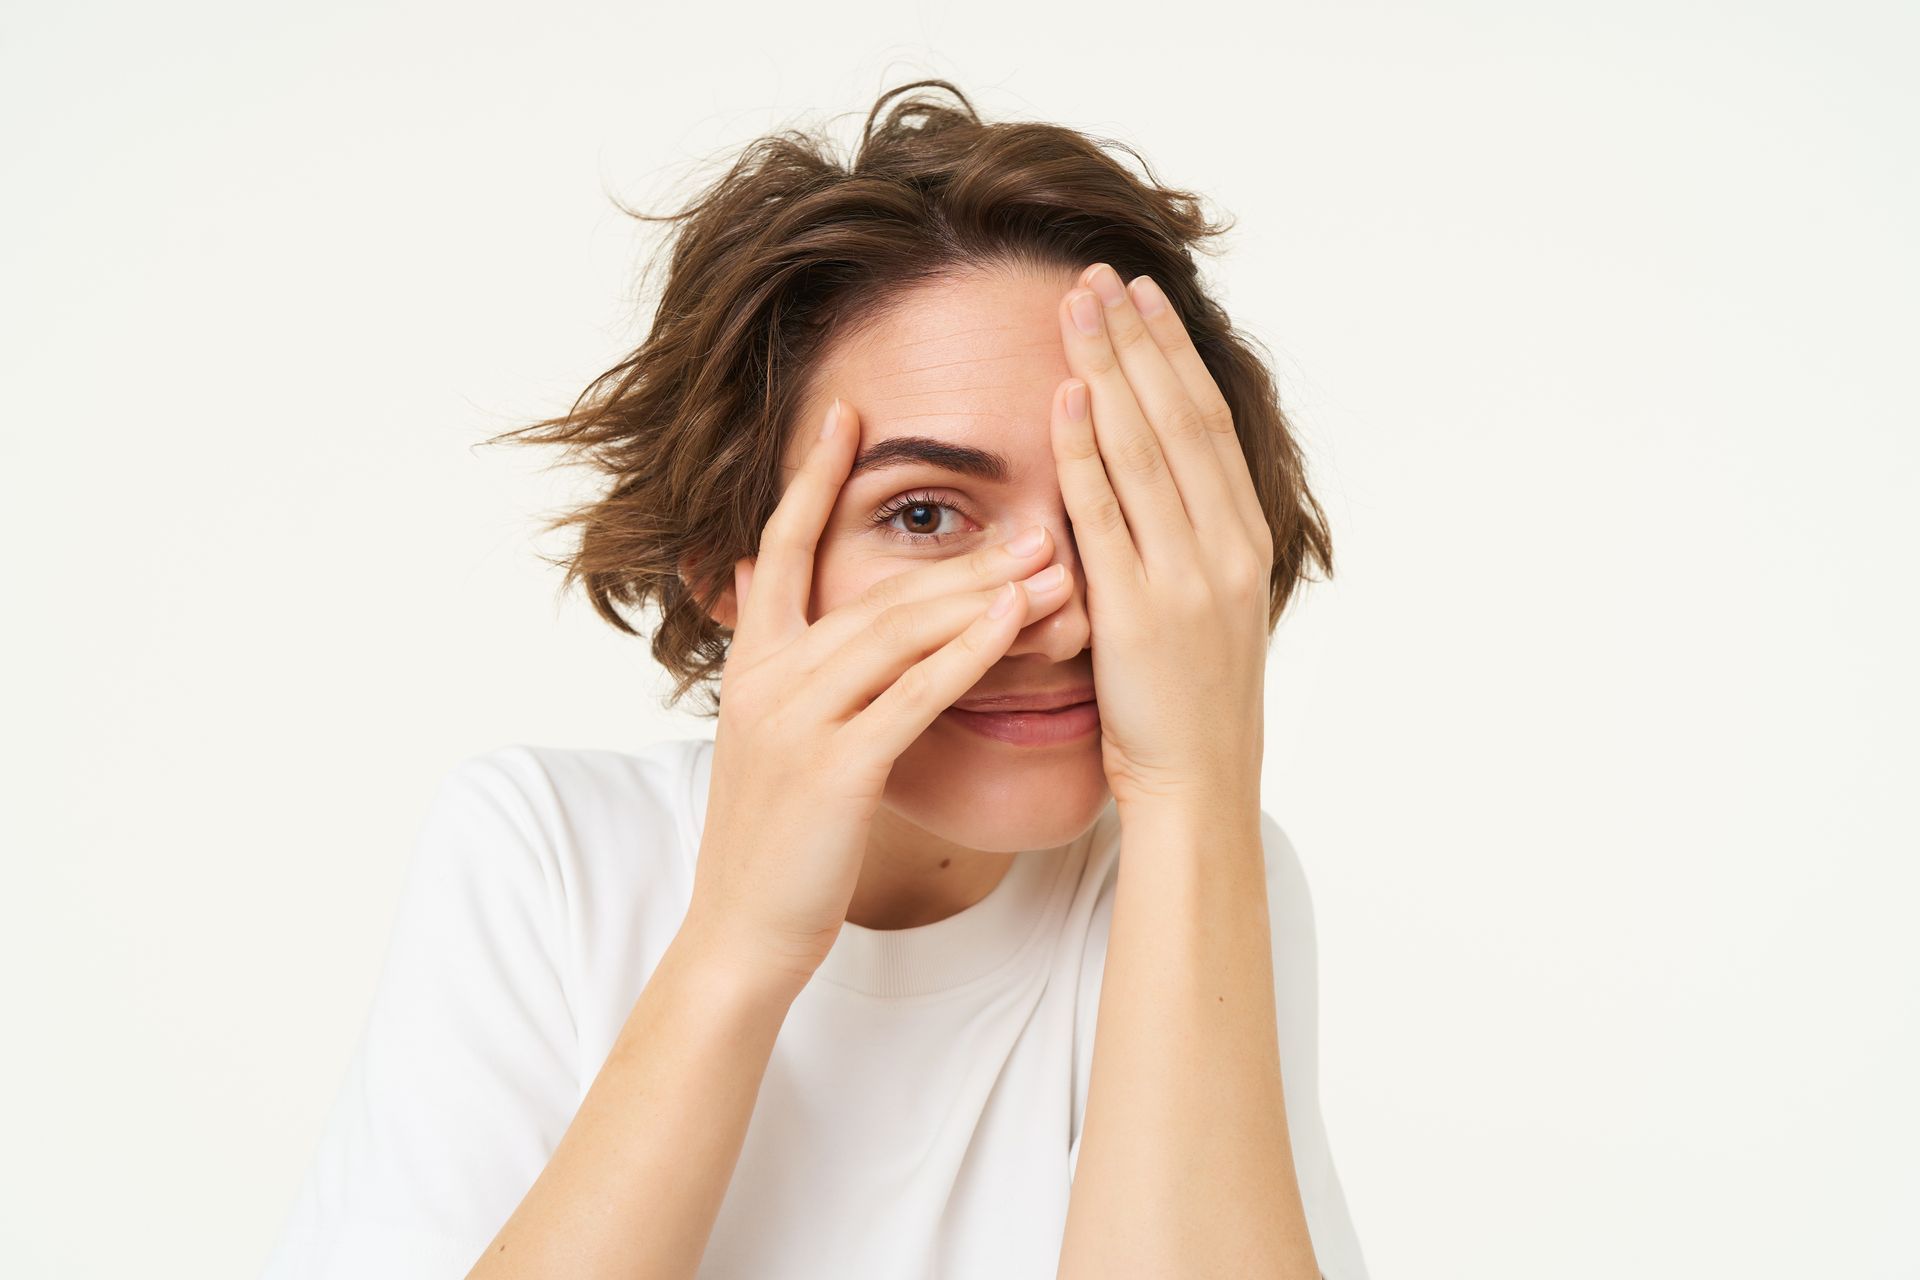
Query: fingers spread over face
1048 375 1143 596
1082 262 1244 556
1058 280 1197 569
852 523 1055 619
788 520 1058 673
1119 271 1273 571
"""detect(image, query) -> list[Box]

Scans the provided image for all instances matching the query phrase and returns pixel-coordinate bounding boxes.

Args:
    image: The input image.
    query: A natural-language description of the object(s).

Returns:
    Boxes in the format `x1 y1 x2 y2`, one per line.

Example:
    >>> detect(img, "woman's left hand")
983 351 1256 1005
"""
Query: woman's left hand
1051 263 1276 818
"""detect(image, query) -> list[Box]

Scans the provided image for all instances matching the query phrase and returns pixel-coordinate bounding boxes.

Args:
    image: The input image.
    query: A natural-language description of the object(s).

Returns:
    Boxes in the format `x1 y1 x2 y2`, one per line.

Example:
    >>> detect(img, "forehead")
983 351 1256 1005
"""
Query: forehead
787 265 1080 471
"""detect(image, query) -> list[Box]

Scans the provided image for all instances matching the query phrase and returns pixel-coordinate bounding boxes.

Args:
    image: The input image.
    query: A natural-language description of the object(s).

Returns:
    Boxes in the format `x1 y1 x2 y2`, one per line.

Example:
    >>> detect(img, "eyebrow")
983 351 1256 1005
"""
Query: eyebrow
848 434 1013 484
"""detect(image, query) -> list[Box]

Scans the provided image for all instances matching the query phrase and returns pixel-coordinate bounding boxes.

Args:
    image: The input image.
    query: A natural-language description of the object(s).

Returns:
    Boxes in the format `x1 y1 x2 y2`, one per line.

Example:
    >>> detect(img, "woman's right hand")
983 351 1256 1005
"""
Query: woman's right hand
678 396 1074 997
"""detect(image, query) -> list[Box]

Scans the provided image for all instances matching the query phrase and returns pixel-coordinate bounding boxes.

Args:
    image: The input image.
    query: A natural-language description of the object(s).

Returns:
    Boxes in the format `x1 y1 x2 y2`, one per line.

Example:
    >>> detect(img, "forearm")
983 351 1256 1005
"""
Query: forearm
1057 801 1318 1279
467 913 800 1280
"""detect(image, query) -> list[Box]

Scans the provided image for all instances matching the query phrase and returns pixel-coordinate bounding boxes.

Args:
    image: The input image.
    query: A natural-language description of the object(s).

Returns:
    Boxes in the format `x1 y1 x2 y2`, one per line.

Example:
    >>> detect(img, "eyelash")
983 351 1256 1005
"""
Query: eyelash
868 490 978 545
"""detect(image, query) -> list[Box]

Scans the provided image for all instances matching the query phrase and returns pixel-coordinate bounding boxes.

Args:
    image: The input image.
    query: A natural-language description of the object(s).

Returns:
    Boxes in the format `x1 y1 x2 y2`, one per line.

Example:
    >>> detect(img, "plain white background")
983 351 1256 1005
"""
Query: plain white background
4 1 1914 1276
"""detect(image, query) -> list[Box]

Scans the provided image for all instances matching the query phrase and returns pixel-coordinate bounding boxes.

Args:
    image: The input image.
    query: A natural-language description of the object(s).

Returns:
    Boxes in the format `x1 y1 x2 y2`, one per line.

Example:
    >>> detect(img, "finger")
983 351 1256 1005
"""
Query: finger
802 563 1075 741
734 397 857 663
1122 273 1271 565
1049 375 1143 596
843 569 1073 763
1059 284 1199 573
1080 263 1247 557
786 523 1056 674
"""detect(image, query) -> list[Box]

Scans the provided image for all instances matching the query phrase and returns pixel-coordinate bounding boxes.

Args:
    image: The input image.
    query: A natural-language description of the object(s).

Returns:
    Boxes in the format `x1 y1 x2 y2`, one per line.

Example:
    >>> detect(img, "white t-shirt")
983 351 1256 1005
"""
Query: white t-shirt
260 736 1368 1279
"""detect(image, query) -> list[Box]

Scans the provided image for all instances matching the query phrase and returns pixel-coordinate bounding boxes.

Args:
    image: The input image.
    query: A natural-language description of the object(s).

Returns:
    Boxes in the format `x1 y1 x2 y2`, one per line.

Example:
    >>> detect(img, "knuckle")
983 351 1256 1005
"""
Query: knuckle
766 523 810 561
1143 313 1180 349
1080 345 1118 377
1109 312 1151 350
1202 395 1235 434
861 571 907 612
754 513 790 549
1117 432 1166 479
1222 554 1265 596
1088 493 1130 538
870 602 913 648
1162 399 1208 442
955 614 997 660
891 660 932 706
1057 423 1103 463
973 542 1017 584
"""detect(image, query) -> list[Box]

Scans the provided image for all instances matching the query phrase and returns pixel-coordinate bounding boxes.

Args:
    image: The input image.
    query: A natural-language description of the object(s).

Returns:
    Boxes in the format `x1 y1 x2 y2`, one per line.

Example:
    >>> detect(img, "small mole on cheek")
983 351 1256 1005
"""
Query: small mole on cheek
939 858 951 869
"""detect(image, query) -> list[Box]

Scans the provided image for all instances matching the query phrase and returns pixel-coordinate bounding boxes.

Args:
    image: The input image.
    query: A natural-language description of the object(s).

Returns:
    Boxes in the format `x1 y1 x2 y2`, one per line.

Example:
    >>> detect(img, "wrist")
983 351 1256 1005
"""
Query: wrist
669 908 815 1010
1116 785 1262 842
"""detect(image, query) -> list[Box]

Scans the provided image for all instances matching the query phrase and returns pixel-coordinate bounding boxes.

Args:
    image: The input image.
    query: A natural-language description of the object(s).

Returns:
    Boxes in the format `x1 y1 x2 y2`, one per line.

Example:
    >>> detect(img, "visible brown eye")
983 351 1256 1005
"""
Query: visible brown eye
868 490 978 545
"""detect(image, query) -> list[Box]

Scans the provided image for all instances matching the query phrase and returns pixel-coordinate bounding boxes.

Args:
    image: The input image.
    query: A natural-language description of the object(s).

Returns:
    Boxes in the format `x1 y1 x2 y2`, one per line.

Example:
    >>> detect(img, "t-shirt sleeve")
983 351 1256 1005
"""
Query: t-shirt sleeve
259 750 581 1280
1262 810 1371 1280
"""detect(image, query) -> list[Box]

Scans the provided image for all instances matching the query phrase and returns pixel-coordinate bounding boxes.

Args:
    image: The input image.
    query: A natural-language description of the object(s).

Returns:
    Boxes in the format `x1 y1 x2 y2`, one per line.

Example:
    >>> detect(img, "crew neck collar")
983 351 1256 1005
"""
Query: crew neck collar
686 737 1089 998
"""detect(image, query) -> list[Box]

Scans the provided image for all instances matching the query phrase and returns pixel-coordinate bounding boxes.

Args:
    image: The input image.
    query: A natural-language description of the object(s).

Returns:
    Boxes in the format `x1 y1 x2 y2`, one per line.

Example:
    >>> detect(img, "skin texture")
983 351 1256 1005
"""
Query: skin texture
707 263 1110 930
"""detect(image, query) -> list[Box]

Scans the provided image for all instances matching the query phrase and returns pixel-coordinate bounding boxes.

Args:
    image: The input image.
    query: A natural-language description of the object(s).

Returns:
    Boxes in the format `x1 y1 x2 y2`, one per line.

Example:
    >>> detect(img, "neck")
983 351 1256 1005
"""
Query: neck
844 804 1016 931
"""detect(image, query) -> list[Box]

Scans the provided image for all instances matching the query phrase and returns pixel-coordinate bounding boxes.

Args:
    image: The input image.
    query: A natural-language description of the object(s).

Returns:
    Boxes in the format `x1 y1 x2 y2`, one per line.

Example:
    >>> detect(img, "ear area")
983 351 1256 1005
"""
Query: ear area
677 550 740 630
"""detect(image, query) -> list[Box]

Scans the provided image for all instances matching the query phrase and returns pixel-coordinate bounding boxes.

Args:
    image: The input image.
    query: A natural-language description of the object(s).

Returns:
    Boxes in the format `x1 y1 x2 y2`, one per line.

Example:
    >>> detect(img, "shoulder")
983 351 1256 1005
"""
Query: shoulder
431 736 706 839
412 737 710 897
436 735 702 809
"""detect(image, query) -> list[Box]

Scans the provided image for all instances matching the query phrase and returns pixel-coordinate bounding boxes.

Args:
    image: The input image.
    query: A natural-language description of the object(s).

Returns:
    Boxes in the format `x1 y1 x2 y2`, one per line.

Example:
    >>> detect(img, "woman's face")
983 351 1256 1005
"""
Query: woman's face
778 263 1110 853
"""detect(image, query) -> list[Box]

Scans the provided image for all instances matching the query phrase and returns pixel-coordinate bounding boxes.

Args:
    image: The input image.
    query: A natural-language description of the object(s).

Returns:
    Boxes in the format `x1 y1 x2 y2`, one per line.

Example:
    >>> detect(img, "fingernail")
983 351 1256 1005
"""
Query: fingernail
1069 291 1102 335
1087 264 1126 307
1129 276 1168 317
820 398 840 441
988 581 1019 618
1027 564 1068 592
1065 381 1087 421
1004 525 1046 557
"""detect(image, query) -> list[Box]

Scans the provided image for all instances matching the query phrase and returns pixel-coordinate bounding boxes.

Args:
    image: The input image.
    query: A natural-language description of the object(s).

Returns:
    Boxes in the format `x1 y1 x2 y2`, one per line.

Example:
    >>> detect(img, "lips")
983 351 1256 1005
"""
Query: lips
940 697 1101 746
950 685 1096 714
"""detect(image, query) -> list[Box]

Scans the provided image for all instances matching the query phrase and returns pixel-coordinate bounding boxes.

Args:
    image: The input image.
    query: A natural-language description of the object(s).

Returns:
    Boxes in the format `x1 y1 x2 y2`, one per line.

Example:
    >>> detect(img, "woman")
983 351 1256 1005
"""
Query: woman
262 79 1369 1279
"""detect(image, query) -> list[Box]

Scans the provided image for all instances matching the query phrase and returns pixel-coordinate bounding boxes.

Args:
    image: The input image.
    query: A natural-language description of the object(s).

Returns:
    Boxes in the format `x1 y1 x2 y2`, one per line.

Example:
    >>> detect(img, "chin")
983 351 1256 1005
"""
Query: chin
881 729 1111 853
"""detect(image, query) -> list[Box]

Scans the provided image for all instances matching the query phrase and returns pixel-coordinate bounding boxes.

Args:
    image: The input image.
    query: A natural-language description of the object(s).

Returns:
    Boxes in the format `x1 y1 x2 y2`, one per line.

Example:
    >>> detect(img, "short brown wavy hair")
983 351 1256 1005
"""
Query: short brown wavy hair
484 79 1332 718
